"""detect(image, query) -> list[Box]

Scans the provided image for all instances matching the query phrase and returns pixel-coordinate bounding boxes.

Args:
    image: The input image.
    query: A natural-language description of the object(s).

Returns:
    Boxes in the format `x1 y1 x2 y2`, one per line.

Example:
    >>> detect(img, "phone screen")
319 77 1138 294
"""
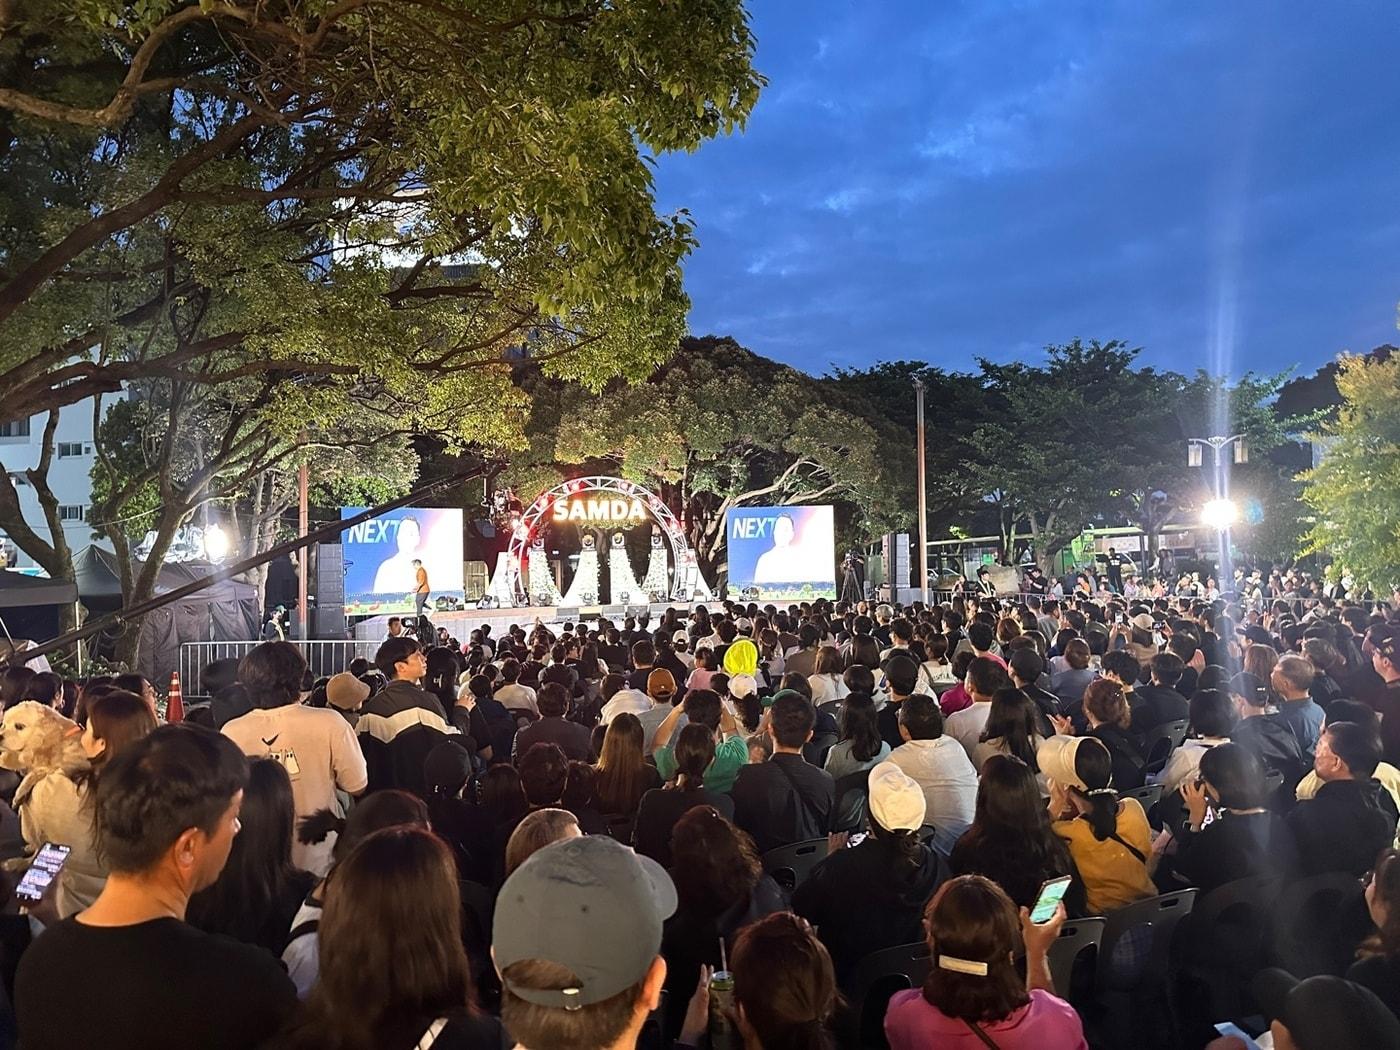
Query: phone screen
16 842 70 903
1213 1022 1263 1050
1029 875 1072 924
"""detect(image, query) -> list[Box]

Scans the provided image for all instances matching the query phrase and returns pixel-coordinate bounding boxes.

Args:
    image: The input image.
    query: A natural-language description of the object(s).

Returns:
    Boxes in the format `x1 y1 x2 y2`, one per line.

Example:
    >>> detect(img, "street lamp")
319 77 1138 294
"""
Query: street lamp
1201 498 1239 531
204 524 231 563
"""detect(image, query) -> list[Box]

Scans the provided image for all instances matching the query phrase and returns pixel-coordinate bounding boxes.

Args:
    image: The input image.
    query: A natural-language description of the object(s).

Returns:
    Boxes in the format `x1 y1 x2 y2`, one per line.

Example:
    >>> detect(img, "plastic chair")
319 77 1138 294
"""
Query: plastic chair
848 941 931 1049
1174 875 1282 1037
1271 872 1369 978
761 837 830 892
1095 890 1197 1050
1047 917 1104 1008
832 768 872 833
1143 720 1189 775
1097 888 1197 987
1121 783 1163 811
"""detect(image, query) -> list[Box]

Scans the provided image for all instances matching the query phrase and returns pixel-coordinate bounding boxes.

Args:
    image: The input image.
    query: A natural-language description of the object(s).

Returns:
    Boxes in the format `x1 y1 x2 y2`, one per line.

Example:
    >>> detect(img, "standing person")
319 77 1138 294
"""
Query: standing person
222 642 368 876
494 837 678 1050
793 762 948 989
883 875 1086 1050
273 828 504 1050
1106 547 1126 594
15 726 297 1050
731 692 835 853
412 558 430 622
186 758 316 955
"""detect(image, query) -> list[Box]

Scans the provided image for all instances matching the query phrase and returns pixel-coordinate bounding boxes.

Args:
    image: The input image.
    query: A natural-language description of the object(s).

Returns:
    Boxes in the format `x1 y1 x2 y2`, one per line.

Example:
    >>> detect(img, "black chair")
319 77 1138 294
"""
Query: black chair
1047 917 1104 1009
848 941 931 1049
1174 875 1282 1038
761 838 830 893
832 768 873 832
1095 890 1198 1050
1121 783 1163 812
1143 720 1189 775
1271 872 1369 978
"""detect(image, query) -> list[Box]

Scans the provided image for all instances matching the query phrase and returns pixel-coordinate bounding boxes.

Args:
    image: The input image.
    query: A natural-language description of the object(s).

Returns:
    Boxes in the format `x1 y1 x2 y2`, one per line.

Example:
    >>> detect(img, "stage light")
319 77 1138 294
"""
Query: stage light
1201 498 1239 530
204 524 230 562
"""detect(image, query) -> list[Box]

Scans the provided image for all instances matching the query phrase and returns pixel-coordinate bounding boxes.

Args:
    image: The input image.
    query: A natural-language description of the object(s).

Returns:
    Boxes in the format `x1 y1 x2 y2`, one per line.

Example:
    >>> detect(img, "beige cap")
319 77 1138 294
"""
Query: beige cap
867 761 927 832
1131 613 1155 632
1037 734 1090 791
326 672 370 711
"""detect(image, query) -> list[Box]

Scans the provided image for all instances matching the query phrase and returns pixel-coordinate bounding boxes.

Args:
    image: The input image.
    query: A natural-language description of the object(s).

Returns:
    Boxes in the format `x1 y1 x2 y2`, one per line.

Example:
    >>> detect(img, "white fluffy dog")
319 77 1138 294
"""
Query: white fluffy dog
0 701 88 793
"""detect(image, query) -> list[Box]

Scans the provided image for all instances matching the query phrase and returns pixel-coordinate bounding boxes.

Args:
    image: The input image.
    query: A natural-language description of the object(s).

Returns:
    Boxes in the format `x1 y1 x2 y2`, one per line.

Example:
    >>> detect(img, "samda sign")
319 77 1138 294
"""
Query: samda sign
551 496 647 525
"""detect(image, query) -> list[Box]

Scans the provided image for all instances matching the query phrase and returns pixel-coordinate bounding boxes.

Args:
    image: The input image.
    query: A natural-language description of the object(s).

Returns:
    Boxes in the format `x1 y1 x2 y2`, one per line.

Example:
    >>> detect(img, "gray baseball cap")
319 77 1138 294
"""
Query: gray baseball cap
493 835 677 1009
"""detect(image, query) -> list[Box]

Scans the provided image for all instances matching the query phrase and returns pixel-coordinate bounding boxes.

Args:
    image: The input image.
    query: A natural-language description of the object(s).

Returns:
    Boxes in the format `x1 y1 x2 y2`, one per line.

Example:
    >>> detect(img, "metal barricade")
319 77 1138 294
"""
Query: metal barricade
178 639 382 701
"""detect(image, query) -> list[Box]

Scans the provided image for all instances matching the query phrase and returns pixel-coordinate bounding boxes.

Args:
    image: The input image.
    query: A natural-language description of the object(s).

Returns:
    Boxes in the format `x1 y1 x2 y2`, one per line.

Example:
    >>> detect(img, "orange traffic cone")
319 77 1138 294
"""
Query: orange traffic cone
166 670 185 724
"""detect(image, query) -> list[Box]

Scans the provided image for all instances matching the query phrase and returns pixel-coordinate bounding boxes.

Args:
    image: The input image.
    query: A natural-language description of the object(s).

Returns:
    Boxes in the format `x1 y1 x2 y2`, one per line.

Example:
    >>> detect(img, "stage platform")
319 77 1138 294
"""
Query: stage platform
350 601 728 642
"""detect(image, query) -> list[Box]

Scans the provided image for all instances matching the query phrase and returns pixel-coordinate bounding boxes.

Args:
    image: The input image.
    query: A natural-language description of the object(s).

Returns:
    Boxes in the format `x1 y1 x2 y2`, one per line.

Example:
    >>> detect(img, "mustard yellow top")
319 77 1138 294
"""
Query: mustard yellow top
1052 796 1155 914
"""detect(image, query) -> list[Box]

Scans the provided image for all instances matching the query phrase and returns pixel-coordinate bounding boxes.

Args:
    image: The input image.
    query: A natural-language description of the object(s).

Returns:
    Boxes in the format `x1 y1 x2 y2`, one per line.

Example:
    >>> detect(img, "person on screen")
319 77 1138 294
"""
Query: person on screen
752 513 811 585
371 515 423 594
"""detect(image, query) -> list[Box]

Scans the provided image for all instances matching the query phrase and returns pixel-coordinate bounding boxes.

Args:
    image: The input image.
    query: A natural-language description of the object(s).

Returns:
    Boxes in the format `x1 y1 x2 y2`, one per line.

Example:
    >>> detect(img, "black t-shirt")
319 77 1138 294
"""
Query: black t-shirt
1349 954 1400 1022
16 917 296 1050
634 786 735 867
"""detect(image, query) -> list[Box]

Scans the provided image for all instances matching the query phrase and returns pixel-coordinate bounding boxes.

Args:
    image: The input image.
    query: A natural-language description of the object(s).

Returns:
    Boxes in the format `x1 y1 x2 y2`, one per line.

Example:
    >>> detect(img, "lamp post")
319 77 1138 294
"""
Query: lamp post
914 378 929 604
1189 435 1246 595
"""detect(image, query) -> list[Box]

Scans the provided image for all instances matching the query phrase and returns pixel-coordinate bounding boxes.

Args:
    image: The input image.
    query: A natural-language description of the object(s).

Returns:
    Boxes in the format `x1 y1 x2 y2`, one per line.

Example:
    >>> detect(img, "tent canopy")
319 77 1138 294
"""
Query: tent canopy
73 545 256 605
0 571 78 609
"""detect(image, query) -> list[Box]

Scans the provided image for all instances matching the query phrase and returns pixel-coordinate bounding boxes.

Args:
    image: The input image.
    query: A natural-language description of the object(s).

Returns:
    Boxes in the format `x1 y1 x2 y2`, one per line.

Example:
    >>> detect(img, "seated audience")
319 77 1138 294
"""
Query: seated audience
971 687 1044 775
591 712 662 820
504 807 582 879
886 693 979 855
950 754 1085 915
733 912 841 1049
1132 651 1190 736
1157 688 1237 795
634 723 734 867
946 657 1012 760
652 688 747 792
1287 720 1400 877
1272 654 1327 760
823 691 890 779
731 691 834 853
884 874 1087 1049
1353 847 1400 1020
794 761 948 988
1039 735 1155 914
511 681 593 762
1158 742 1299 894
15 726 296 1050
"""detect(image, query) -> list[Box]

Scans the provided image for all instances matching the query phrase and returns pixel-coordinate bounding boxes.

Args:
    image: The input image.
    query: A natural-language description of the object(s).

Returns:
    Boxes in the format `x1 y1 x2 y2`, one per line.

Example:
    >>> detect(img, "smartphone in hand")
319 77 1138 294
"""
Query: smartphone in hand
1029 875 1072 924
16 842 70 903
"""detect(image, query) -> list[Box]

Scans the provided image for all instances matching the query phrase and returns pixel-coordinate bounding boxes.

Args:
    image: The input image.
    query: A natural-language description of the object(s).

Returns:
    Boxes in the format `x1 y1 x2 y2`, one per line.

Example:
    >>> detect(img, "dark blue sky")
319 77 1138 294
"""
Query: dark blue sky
653 1 1400 378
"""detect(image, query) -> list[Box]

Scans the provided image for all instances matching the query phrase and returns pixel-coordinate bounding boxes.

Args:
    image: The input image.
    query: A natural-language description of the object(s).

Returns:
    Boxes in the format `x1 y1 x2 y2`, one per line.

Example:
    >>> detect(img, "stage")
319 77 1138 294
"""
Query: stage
350 601 729 643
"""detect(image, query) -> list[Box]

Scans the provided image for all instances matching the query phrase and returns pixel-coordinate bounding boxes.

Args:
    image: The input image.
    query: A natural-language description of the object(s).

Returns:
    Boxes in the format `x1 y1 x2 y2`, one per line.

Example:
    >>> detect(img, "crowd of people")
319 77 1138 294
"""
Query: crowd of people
1 588 1400 1049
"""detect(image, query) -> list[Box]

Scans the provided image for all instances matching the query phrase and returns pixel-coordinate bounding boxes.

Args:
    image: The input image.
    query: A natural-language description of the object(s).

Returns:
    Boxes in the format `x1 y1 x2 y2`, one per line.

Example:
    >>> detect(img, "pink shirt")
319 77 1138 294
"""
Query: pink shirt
940 683 973 716
686 667 716 691
885 988 1087 1050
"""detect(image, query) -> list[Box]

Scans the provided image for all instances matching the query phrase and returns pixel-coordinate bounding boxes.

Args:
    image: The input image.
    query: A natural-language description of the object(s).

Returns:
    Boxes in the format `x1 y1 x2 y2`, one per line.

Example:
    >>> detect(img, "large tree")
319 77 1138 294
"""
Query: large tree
0 0 760 655
1300 353 1400 591
509 336 896 582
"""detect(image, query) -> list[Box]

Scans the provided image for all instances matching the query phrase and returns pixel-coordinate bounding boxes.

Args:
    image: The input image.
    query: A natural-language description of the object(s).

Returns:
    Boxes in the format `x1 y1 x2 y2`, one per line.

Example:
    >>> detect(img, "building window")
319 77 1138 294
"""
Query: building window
6 473 27 487
0 420 30 439
58 505 87 523
56 442 89 458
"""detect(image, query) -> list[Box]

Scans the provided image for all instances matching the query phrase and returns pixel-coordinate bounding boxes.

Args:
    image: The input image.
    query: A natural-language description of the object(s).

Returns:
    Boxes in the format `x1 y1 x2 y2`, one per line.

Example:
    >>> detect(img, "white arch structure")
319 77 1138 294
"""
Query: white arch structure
502 476 708 606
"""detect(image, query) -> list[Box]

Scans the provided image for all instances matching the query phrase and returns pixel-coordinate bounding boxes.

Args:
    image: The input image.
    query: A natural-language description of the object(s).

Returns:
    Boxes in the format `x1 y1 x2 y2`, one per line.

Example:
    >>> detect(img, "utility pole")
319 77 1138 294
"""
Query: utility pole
297 432 309 640
915 378 929 604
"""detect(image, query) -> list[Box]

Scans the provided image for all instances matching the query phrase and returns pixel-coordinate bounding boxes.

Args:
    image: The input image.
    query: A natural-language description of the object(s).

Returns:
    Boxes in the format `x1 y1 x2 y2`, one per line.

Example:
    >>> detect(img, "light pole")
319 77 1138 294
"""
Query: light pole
1188 435 1246 595
914 378 929 604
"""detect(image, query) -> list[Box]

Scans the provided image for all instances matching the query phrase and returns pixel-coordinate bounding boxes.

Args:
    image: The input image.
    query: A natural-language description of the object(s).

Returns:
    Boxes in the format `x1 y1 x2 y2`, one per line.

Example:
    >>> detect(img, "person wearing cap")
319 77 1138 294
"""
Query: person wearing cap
730 691 835 854
495 836 680 1050
324 671 369 729
222 643 368 877
1038 734 1153 914
886 693 978 856
884 875 1084 1050
511 682 594 764
1250 970 1400 1050
1288 719 1400 877
792 761 949 989
629 667 680 753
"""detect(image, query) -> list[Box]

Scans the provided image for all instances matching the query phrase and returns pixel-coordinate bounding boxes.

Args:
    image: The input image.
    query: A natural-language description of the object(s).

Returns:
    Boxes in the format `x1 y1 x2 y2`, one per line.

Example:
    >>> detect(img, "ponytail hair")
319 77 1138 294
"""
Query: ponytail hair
1068 737 1119 842
867 817 924 885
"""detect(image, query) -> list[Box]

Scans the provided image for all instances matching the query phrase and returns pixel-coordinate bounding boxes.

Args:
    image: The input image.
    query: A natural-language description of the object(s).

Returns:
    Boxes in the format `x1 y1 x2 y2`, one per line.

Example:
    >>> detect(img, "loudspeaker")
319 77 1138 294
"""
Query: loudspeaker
313 544 345 637
882 533 911 592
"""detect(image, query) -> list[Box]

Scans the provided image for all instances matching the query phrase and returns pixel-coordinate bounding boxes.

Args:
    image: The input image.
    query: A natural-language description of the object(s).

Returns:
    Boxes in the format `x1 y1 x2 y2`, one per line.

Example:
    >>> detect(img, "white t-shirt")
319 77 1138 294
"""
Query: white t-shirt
885 737 979 853
944 701 994 762
222 704 369 876
808 673 850 709
494 683 539 716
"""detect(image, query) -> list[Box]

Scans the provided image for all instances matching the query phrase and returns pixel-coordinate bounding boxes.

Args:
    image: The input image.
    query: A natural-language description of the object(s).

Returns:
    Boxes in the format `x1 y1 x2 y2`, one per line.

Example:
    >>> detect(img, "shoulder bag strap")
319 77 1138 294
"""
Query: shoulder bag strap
414 1017 449 1050
963 1019 1002 1049
771 756 824 829
1106 829 1148 864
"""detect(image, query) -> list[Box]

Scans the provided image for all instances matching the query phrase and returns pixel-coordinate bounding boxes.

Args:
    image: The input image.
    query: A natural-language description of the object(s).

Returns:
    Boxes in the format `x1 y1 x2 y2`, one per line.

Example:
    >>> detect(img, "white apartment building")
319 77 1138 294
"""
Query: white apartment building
0 395 111 572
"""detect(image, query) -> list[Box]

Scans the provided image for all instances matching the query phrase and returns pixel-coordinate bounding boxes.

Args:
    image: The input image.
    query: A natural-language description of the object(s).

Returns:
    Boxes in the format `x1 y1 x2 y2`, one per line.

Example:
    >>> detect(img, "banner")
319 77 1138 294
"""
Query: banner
725 505 836 601
341 507 464 615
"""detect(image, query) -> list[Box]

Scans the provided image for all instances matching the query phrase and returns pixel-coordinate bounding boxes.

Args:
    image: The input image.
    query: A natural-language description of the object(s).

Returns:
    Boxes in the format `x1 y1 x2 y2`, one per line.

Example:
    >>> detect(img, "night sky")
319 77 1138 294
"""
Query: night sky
653 1 1400 379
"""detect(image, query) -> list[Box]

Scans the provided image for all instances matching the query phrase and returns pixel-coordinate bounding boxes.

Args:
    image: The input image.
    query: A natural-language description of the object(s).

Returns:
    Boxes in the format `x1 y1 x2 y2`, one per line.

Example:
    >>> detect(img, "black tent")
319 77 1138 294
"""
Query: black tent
0 571 78 643
73 546 260 683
